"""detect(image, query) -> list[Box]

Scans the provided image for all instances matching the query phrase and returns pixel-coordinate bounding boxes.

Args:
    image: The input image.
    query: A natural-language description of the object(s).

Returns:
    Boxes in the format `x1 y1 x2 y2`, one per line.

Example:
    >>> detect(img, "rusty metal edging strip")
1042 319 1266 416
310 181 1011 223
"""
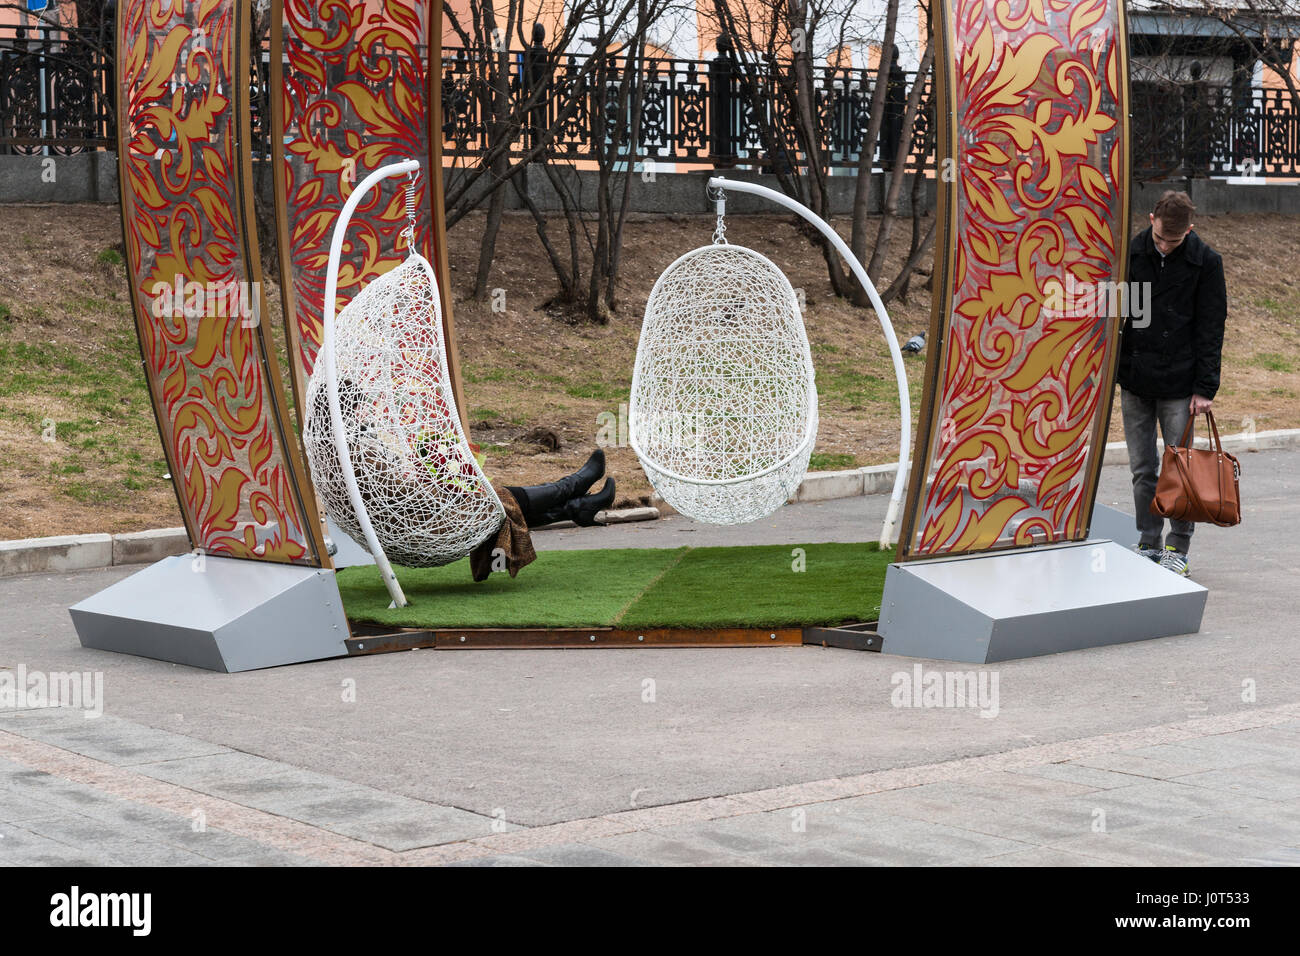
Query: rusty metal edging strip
345 626 805 653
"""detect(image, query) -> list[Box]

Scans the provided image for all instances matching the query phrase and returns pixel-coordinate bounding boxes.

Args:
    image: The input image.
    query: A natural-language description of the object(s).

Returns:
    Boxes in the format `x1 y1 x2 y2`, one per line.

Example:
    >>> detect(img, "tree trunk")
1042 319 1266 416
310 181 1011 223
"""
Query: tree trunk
883 219 936 305
866 45 933 285
606 2 651 314
881 97 937 305
472 9 512 298
542 159 584 303
474 170 507 298
849 0 899 297
510 175 574 299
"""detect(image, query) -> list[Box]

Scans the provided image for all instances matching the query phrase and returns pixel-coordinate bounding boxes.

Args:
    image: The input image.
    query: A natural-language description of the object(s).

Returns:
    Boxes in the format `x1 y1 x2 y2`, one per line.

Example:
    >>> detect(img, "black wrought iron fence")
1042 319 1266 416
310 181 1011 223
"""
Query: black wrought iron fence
0 26 114 152
1131 80 1300 178
438 48 936 171
3 26 1298 180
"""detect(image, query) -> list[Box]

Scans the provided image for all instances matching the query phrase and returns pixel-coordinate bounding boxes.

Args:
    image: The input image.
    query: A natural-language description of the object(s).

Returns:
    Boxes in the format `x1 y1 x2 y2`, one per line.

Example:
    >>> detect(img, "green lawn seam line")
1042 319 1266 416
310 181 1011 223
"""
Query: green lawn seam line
608 546 693 627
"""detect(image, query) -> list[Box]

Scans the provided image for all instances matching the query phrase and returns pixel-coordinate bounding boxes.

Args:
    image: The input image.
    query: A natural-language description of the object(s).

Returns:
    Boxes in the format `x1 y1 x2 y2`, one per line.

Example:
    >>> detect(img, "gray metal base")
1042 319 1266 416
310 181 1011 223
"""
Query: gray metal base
70 555 351 672
325 517 376 569
1089 503 1139 549
878 540 1206 663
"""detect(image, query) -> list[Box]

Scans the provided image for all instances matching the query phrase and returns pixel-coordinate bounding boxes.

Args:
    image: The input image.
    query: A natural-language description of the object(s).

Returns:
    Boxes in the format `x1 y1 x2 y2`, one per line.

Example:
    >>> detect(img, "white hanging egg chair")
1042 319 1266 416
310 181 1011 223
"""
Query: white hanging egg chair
302 160 504 606
630 231 818 525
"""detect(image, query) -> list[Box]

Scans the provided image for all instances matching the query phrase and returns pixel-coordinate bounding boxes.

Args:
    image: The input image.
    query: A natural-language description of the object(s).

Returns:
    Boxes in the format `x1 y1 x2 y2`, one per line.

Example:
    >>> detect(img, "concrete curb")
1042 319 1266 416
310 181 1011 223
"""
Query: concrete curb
3 428 1296 577
1092 427 1297 467
0 505 665 576
111 528 191 566
790 427 1300 499
0 529 189 578
793 462 901 502
0 534 114 577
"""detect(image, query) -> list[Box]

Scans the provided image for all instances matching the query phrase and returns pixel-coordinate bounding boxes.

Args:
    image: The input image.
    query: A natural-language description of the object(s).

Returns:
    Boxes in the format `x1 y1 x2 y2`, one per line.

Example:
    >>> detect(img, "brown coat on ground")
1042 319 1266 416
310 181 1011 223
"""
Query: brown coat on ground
469 484 537 582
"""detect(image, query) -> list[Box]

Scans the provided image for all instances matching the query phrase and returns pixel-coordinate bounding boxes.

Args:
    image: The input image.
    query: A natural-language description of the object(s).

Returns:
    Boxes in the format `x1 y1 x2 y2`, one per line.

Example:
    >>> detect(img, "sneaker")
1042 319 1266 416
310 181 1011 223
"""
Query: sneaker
1135 544 1162 562
1158 546 1190 576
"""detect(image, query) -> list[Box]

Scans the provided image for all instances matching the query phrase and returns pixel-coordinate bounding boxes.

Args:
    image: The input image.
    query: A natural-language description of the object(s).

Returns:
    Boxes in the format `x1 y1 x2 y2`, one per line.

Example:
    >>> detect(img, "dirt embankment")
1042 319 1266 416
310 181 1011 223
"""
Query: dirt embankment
0 203 1296 539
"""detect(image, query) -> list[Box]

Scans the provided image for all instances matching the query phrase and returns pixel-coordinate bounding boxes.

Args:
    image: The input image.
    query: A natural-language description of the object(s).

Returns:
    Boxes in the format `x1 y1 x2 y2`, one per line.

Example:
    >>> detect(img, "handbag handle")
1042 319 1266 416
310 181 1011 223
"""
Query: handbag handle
1175 408 1211 452
1173 408 1224 453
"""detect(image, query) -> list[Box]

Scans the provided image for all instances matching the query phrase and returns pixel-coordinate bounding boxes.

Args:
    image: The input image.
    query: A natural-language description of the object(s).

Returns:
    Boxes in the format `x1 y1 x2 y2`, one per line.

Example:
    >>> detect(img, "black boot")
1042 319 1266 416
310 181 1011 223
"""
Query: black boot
541 477 615 527
506 449 606 527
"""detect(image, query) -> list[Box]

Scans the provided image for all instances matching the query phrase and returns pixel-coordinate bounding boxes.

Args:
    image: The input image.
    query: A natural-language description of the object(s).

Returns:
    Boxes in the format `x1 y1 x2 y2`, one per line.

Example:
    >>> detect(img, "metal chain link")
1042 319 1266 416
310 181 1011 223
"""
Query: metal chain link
708 182 728 244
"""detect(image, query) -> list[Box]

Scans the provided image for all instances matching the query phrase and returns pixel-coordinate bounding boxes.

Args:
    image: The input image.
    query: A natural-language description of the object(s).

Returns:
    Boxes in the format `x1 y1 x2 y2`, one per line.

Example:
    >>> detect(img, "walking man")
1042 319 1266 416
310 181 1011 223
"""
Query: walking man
1117 190 1227 576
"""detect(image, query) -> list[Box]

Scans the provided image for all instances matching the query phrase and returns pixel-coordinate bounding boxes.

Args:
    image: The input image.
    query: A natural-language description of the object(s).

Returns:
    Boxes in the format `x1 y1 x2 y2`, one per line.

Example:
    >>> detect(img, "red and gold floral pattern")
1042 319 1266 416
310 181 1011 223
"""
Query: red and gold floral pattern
118 0 323 564
274 0 443 396
901 0 1129 558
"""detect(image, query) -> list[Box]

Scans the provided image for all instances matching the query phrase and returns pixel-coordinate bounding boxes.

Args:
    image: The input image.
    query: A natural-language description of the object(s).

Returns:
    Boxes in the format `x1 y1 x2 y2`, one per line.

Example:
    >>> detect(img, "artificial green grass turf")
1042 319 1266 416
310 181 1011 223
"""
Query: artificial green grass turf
335 547 687 629
615 542 891 629
336 542 891 630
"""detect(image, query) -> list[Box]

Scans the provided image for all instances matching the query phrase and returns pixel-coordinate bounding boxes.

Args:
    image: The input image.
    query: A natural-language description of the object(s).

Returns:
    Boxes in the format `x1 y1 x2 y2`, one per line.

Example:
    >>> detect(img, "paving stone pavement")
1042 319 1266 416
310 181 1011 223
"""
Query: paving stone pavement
3 702 1299 865
2 453 1298 865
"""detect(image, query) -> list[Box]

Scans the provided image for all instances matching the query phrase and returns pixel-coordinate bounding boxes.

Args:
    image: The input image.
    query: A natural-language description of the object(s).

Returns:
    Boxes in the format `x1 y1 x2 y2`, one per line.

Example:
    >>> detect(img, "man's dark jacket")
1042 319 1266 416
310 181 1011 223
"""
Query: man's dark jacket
1118 226 1227 400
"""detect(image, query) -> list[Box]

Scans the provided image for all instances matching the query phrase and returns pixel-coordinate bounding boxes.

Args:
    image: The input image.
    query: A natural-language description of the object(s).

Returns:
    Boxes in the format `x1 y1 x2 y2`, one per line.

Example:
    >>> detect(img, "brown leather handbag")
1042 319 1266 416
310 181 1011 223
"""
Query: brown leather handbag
1151 410 1242 527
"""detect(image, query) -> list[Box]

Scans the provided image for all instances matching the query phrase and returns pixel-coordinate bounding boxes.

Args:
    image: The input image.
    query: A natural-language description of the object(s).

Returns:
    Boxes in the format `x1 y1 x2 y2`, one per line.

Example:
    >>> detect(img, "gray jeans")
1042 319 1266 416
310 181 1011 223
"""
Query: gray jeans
1120 388 1194 554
